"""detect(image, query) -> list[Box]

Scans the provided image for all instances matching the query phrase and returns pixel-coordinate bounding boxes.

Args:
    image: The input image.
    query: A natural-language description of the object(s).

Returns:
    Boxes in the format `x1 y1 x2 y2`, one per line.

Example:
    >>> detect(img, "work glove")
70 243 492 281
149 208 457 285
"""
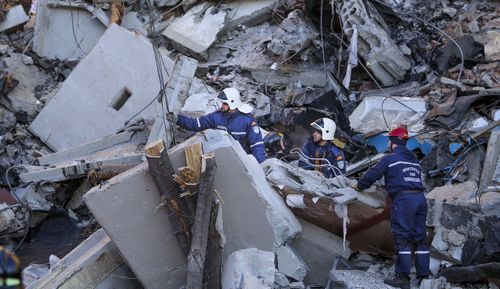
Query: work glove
165 112 178 123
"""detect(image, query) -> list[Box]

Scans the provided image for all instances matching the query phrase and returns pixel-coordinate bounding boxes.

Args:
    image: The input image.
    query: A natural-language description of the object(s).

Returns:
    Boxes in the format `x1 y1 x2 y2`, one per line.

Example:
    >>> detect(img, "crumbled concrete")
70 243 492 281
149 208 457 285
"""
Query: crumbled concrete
4 53 50 119
163 3 227 57
83 163 186 289
349 96 427 134
30 25 195 151
276 245 308 281
267 10 318 56
222 248 275 289
168 129 301 256
0 5 29 33
33 0 106 59
338 0 411 86
427 181 483 262
328 270 394 289
291 218 351 285
225 0 276 30
274 271 290 288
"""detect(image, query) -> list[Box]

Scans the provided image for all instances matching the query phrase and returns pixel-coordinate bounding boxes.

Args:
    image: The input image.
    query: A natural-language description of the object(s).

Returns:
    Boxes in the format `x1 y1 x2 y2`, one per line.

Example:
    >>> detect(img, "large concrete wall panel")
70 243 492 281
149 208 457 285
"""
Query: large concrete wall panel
83 163 186 289
29 25 176 151
33 0 106 59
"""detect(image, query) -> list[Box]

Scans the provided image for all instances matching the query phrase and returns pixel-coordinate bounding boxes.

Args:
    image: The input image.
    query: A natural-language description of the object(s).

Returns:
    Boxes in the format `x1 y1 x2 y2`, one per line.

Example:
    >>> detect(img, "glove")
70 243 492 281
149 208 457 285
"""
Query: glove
165 112 178 123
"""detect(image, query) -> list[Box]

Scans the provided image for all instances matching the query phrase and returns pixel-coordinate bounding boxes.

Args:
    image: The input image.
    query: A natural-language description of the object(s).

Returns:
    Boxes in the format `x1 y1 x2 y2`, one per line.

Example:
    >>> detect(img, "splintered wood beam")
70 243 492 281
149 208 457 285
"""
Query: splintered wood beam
186 154 216 289
145 139 193 256
185 143 203 177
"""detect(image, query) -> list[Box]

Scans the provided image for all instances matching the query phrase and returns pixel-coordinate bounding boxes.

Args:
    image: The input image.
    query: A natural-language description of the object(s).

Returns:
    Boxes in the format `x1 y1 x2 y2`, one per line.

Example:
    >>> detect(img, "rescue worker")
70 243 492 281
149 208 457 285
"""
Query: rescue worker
166 87 266 163
353 126 429 289
0 246 22 288
298 117 347 177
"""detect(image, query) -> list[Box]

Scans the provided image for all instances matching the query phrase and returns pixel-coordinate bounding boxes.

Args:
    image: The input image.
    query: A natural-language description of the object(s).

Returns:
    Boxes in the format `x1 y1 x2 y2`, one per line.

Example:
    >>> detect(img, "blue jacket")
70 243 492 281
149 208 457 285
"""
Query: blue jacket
298 137 347 178
176 110 266 163
357 145 425 198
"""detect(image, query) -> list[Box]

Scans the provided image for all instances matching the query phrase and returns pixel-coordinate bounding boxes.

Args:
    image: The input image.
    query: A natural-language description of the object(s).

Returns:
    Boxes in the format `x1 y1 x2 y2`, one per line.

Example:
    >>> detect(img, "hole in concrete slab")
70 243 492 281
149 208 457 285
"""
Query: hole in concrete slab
111 88 132 111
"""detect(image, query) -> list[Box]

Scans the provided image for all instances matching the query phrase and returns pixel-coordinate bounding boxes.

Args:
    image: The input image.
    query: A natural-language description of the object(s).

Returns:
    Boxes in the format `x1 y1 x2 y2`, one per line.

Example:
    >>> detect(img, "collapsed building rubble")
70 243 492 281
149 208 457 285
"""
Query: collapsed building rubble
0 0 499 288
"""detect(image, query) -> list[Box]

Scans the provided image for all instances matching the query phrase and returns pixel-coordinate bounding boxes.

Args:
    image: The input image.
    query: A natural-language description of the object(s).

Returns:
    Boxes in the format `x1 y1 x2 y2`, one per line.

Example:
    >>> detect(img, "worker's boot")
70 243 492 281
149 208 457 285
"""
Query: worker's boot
384 273 410 289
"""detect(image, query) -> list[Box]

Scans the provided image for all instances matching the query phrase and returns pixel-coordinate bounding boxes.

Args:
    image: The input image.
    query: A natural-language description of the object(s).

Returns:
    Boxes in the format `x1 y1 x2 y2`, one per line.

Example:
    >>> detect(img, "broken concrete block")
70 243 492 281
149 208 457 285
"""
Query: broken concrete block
0 5 29 33
225 0 277 29
328 270 394 289
168 130 301 256
337 0 411 86
30 25 196 151
222 248 275 289
33 0 106 59
267 10 318 56
427 181 483 262
349 96 427 134
20 131 146 183
474 30 500 61
83 163 186 289
26 229 127 289
3 53 50 119
37 131 140 165
276 245 308 281
122 11 147 36
291 218 351 285
163 3 227 57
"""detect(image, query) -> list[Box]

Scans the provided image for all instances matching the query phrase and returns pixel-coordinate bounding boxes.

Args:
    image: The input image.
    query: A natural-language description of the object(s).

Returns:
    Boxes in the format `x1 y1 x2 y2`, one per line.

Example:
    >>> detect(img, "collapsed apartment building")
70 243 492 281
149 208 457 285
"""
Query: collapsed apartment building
0 0 499 288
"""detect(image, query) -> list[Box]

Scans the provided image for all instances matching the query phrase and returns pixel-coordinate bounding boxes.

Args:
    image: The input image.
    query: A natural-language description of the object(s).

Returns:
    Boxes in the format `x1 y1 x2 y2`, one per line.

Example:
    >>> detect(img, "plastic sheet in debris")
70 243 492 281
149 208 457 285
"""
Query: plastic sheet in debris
349 96 427 134
366 133 434 155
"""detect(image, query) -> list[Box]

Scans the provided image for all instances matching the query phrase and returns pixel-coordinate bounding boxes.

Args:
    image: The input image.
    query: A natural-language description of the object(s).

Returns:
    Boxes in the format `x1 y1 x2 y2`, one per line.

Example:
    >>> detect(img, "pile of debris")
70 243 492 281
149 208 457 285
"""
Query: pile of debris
0 0 498 288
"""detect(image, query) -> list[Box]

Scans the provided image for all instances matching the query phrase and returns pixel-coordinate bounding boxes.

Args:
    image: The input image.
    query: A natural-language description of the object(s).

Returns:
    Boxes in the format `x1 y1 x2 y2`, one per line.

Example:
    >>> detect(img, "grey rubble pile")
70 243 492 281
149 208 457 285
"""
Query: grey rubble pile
0 0 499 289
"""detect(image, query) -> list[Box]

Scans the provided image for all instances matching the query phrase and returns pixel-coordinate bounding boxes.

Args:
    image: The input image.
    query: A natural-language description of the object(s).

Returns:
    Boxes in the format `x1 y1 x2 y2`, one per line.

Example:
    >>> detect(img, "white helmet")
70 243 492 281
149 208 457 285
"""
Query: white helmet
217 87 253 113
310 117 336 141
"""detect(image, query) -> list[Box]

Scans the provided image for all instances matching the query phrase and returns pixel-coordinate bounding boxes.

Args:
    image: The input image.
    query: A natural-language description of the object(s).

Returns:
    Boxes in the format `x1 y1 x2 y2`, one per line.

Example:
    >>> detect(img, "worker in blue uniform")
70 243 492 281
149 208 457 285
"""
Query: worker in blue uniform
298 117 347 177
165 87 266 163
354 126 429 289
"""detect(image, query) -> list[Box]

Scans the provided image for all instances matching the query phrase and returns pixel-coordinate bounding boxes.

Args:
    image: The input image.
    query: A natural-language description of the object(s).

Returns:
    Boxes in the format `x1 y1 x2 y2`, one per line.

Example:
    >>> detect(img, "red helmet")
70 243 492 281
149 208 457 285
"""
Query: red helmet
388 127 409 139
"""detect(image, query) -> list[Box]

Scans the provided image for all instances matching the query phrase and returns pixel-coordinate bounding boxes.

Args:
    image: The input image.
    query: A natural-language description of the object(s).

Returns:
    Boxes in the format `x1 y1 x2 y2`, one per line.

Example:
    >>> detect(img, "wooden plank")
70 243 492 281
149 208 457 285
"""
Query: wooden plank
145 139 193 256
186 155 216 289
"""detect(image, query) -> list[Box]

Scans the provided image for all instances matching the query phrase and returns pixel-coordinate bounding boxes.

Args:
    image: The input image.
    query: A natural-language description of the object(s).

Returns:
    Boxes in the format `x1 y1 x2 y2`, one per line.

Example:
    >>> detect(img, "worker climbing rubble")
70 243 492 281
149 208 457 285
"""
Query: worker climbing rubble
353 125 429 289
298 117 347 177
166 87 266 163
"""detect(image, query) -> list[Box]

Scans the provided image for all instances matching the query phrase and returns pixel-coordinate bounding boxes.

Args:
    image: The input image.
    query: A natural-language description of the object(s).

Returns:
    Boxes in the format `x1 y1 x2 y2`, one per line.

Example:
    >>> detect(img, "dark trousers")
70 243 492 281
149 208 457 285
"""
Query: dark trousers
391 192 430 277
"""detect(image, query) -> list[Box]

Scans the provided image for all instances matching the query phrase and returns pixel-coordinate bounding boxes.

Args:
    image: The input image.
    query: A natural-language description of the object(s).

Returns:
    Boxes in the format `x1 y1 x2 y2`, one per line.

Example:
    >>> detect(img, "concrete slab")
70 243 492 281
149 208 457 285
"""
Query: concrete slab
163 3 227 57
38 131 136 165
20 153 142 183
33 0 106 59
0 5 29 33
122 11 147 36
291 218 351 286
167 130 301 257
30 25 196 151
222 248 275 289
83 163 187 289
276 245 307 281
479 128 500 191
225 0 276 30
27 229 125 289
95 265 143 289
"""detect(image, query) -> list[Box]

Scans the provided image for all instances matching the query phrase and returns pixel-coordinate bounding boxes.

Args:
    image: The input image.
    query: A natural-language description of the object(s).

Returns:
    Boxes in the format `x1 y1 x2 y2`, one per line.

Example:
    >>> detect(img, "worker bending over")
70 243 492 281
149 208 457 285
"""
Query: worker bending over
166 87 266 163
